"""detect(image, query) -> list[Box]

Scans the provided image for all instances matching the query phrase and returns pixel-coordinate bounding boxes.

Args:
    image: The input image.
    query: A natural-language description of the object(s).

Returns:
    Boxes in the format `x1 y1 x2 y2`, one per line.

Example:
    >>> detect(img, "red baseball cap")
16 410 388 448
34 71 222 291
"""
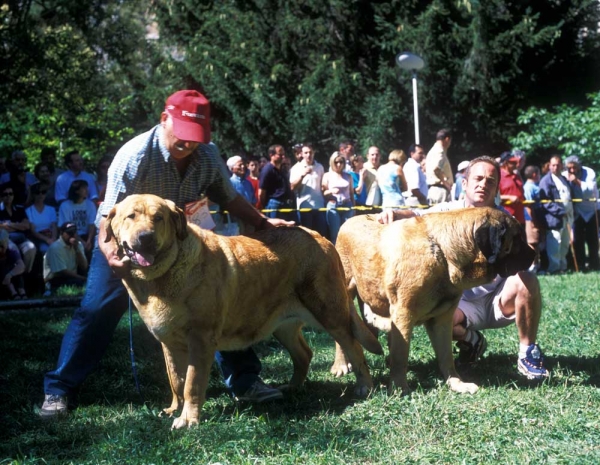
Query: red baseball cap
165 90 211 143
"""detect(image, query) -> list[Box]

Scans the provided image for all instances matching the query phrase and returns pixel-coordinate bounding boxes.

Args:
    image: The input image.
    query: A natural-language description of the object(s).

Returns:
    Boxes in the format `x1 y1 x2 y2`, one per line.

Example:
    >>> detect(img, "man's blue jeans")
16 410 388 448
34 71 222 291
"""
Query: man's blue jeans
265 198 298 223
44 245 262 399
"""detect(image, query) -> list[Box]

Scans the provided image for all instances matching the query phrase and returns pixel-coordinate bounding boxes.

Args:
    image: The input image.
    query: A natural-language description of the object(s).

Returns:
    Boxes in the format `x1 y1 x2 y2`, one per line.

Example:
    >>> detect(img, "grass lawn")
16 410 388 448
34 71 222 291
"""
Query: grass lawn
1 272 599 464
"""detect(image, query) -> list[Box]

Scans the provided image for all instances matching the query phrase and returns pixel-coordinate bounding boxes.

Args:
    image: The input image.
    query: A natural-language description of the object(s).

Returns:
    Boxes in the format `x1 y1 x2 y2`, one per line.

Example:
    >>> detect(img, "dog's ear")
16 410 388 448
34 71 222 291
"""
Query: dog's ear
104 207 117 243
166 200 188 241
474 219 506 264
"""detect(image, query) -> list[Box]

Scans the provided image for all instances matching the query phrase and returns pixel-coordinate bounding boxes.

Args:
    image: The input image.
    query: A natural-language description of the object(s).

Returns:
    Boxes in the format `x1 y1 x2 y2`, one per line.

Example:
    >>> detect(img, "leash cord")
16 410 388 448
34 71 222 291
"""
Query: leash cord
129 297 148 407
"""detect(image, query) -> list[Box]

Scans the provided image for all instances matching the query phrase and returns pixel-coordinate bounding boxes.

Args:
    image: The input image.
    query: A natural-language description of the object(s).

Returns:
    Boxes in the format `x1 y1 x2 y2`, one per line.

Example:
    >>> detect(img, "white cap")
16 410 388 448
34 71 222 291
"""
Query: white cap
457 160 469 172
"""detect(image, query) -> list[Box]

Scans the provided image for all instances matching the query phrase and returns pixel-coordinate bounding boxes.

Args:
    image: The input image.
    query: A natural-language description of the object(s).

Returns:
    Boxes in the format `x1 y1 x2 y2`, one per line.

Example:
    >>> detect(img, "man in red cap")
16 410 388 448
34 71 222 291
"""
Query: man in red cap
41 90 293 419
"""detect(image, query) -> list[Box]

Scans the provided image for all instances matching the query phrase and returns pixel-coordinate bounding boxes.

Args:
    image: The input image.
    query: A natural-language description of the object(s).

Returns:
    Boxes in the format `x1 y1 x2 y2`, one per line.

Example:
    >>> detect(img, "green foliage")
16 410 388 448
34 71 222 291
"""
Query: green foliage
510 92 600 169
1 273 600 463
0 0 165 167
152 0 600 161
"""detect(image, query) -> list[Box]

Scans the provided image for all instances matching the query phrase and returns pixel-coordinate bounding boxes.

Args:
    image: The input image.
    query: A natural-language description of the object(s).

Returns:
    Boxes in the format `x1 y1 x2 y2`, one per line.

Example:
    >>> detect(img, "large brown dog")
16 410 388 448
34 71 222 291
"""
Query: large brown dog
330 207 535 395
104 194 382 429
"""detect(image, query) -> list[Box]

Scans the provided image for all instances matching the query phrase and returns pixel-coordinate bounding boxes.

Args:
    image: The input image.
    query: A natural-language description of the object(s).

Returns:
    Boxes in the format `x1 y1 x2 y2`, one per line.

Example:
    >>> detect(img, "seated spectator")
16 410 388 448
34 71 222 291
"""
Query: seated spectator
0 150 38 189
0 229 27 300
322 152 354 243
40 147 65 184
33 162 58 208
377 149 408 208
58 180 97 255
43 222 88 295
95 155 112 202
55 151 99 205
26 183 58 255
0 182 36 274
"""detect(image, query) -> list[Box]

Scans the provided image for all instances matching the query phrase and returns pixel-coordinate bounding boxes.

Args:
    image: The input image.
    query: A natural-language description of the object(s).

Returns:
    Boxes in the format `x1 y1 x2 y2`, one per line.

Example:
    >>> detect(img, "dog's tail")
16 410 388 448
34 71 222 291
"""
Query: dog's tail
350 309 383 355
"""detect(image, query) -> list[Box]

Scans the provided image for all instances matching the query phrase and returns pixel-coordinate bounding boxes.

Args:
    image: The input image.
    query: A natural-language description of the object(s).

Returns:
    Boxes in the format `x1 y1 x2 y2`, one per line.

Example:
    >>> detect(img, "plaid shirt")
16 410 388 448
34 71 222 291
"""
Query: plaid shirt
97 125 236 227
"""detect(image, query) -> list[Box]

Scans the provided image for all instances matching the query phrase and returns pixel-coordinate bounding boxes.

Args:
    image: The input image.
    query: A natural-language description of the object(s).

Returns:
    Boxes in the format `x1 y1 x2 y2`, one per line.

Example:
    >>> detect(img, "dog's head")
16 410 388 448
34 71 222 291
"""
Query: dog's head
474 208 535 277
104 194 188 268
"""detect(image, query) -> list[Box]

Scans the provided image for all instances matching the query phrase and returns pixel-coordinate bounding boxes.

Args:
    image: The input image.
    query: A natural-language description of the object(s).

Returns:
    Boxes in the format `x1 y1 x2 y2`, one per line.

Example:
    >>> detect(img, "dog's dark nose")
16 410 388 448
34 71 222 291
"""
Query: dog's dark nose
137 230 156 250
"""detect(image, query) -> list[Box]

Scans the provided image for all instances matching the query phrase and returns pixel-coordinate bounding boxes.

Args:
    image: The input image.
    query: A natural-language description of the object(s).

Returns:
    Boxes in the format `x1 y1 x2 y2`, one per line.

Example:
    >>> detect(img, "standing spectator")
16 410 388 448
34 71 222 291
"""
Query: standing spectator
451 160 469 201
247 157 261 208
425 129 453 204
5 165 30 205
363 146 382 210
322 153 354 243
539 155 572 274
43 222 88 294
95 156 113 202
0 229 26 300
289 144 326 236
258 145 296 222
40 89 292 418
26 183 58 255
338 140 355 172
58 180 97 255
403 144 428 207
0 150 38 187
349 154 367 207
34 162 58 208
0 182 36 275
377 149 407 208
227 156 257 205
54 151 99 204
498 151 526 226
523 166 543 272
563 155 599 271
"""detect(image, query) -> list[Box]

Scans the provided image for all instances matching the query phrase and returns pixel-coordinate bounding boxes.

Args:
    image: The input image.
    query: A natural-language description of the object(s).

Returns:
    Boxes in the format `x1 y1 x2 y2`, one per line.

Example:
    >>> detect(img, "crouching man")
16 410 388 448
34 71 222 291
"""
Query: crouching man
379 156 549 379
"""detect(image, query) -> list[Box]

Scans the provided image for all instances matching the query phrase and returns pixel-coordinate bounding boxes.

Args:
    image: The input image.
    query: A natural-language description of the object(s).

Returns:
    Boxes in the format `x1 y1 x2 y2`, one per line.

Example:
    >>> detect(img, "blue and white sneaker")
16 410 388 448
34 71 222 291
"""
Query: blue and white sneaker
518 343 549 380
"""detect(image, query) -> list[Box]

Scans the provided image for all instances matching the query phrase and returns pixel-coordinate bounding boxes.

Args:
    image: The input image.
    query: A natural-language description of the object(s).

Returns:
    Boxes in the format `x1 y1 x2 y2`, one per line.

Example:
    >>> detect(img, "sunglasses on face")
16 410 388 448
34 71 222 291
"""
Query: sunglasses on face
1 192 14 197
35 190 48 195
64 229 77 236
334 160 344 165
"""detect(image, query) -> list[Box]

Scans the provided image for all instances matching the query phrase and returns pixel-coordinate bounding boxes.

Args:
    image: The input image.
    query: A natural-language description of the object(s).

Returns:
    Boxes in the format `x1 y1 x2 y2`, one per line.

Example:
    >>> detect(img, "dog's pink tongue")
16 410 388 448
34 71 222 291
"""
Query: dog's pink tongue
134 252 154 267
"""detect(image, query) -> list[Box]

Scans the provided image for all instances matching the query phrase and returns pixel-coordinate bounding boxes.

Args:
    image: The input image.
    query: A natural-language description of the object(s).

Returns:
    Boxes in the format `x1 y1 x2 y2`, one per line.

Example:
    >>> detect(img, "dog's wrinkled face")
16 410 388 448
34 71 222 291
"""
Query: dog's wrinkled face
475 210 535 277
105 194 187 268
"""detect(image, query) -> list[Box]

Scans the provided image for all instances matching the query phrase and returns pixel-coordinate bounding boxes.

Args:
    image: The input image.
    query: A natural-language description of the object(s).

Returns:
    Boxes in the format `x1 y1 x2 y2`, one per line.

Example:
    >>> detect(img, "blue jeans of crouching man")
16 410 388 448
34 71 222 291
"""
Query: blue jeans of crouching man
44 242 262 400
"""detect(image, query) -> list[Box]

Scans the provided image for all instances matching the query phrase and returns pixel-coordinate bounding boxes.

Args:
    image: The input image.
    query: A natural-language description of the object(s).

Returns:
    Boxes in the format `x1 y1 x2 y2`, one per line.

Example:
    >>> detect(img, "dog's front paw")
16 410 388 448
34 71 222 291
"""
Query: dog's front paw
330 362 353 377
447 377 479 394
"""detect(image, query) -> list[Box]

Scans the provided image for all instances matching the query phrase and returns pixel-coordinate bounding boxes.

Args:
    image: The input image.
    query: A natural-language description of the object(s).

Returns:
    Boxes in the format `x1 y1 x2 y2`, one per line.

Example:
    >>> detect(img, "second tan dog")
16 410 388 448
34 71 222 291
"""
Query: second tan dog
330 207 535 395
104 194 382 429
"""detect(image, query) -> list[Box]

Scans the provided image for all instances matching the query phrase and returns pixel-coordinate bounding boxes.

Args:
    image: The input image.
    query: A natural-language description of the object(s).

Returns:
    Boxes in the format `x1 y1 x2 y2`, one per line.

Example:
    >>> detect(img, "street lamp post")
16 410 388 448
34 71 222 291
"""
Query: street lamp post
396 52 425 145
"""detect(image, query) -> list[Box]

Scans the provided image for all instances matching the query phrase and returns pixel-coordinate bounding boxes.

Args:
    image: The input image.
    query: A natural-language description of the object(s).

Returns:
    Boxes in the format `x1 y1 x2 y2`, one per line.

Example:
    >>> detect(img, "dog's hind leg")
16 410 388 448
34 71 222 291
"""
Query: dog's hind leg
327 326 374 396
424 312 479 394
273 319 312 390
160 343 187 417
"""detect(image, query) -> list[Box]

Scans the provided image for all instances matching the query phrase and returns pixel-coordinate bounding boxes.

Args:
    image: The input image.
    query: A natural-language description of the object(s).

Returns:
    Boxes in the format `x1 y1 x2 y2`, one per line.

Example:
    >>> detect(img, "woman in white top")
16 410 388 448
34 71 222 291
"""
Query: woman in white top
322 153 355 244
25 182 58 255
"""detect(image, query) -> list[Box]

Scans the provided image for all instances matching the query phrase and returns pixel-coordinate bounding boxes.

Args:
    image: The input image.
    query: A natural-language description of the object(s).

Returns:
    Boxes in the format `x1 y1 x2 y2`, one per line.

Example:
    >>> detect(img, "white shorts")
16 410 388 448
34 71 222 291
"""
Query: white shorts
457 278 515 330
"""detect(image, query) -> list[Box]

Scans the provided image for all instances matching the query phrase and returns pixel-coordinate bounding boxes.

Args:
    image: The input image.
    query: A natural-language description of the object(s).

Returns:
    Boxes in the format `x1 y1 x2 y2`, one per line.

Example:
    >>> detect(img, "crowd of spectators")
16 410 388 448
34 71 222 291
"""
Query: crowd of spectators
4 133 598 300
0 148 108 299
224 132 598 274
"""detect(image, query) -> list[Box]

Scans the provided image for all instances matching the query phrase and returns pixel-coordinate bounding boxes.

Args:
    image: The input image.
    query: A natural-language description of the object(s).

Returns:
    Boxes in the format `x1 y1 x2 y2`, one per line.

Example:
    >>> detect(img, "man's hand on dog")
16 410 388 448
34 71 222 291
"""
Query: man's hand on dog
99 217 131 278
376 209 415 224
